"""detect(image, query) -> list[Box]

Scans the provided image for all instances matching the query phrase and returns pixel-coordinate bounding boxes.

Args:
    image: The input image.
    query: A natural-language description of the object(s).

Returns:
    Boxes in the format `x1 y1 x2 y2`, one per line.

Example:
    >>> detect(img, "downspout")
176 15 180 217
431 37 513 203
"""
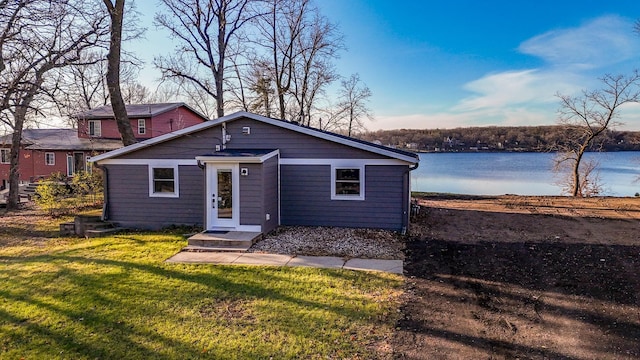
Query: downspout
221 122 227 149
402 161 420 235
96 163 109 221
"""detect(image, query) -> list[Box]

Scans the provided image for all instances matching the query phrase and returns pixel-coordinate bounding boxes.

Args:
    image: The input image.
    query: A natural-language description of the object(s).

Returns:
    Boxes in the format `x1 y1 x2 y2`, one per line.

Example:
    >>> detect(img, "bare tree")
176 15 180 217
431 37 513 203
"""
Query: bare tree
291 8 341 126
55 53 146 124
254 0 308 120
336 73 373 137
0 0 110 209
103 0 137 145
554 71 640 197
154 0 260 118
250 0 343 123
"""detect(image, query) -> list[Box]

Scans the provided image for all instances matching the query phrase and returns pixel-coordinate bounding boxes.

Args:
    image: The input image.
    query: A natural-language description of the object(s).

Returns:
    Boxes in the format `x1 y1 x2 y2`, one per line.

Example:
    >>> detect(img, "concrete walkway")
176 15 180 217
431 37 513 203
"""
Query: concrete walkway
166 252 403 274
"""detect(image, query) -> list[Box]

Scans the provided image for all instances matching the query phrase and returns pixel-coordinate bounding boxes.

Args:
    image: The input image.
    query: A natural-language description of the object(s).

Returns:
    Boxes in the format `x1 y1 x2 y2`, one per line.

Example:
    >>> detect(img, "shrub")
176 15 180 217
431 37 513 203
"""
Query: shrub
34 173 70 216
71 170 103 204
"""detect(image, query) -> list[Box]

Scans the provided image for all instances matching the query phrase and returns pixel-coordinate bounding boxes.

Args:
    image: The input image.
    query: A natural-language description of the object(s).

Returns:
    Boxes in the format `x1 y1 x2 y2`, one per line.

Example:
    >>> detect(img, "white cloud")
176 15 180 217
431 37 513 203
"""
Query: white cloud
455 69 583 112
373 107 553 130
519 15 640 69
372 15 640 131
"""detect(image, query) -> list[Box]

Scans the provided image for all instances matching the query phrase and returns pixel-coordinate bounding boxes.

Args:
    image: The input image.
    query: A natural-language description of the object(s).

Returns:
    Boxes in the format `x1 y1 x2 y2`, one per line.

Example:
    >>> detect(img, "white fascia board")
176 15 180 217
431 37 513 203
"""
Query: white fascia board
278 158 409 166
94 159 198 166
195 150 279 164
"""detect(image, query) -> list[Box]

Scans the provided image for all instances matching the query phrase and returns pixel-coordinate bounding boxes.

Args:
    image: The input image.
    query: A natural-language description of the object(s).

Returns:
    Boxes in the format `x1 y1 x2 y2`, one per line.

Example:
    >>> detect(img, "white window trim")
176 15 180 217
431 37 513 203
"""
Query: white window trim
148 164 179 198
138 119 146 135
66 155 73 176
0 149 9 164
88 120 101 137
45 152 55 165
331 164 365 201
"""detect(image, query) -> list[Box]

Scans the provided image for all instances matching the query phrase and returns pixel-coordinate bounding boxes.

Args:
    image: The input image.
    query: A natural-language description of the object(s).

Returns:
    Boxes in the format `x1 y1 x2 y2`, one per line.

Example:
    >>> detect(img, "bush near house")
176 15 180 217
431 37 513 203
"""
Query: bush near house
34 171 103 216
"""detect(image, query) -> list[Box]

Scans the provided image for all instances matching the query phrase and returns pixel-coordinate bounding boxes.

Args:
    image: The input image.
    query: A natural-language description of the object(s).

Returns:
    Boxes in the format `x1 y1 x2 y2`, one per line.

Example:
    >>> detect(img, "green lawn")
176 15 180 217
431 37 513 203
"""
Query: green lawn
0 217 402 359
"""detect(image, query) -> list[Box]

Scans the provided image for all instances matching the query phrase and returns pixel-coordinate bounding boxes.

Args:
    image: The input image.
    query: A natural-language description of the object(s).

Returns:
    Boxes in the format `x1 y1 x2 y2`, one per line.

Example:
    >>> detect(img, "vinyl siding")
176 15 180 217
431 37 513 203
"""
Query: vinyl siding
225 118 380 159
239 163 263 226
120 126 223 159
262 155 279 233
118 118 381 160
105 164 204 230
280 164 406 230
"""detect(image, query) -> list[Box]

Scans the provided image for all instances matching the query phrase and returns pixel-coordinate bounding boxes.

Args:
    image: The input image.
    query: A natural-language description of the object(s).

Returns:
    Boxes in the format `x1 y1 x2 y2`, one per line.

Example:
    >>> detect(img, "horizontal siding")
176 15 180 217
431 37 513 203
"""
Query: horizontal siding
280 165 406 230
106 164 204 230
262 155 279 233
239 163 262 226
116 118 388 160
225 119 380 159
120 126 222 159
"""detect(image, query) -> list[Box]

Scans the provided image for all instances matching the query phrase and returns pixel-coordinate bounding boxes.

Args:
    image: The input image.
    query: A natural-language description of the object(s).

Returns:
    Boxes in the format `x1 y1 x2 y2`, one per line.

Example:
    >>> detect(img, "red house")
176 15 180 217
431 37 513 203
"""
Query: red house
0 103 208 190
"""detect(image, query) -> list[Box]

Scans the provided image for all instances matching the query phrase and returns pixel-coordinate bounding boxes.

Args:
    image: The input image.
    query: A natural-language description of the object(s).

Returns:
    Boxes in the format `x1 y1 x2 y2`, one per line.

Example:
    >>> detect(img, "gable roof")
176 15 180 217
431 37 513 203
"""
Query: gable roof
0 129 123 151
90 111 419 164
74 102 209 120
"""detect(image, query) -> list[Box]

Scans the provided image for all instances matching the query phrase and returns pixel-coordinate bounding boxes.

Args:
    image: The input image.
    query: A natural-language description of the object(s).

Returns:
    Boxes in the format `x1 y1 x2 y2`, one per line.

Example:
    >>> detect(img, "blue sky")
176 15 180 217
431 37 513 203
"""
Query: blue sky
131 0 640 130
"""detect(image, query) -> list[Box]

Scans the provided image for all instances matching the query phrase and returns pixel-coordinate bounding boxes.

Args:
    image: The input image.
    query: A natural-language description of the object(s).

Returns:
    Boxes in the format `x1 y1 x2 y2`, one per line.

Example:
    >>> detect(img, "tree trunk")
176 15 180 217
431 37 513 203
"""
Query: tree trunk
104 0 136 146
6 110 25 210
572 151 583 197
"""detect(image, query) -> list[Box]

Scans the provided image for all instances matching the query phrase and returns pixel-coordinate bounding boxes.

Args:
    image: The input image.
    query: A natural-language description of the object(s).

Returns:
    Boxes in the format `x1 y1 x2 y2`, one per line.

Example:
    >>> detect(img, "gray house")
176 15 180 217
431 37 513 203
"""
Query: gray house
90 112 419 234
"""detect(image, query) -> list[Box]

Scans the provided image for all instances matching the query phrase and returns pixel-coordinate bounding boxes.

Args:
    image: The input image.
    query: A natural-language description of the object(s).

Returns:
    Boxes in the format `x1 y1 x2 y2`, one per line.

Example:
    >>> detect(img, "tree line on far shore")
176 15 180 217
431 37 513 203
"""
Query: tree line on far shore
359 125 640 152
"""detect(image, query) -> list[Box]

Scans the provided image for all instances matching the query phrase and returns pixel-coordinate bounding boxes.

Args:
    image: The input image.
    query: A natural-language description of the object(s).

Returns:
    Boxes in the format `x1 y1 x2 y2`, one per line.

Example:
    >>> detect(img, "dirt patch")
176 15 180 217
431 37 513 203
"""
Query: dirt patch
392 195 640 359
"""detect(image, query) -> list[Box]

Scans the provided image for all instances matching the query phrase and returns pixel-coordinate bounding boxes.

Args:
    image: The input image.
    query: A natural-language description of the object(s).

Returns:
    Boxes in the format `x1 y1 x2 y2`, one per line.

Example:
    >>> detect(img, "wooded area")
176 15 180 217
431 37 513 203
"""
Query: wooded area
359 125 640 152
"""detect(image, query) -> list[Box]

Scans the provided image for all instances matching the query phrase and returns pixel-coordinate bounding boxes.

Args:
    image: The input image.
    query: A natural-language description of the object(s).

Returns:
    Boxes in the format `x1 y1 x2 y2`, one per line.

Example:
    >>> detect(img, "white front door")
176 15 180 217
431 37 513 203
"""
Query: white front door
206 163 239 229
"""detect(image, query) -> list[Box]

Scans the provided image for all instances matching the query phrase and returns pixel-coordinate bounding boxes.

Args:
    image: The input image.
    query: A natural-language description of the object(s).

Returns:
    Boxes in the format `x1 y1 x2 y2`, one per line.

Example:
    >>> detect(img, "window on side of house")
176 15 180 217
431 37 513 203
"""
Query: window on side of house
149 165 179 198
45 152 55 165
138 119 146 135
88 120 101 137
0 149 9 164
331 165 365 200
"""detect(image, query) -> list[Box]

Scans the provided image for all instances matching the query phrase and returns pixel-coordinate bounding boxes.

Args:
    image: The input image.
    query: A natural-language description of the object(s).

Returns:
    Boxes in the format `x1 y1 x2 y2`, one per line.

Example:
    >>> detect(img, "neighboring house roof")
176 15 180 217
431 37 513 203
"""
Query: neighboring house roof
90 111 419 164
0 129 123 151
74 102 209 120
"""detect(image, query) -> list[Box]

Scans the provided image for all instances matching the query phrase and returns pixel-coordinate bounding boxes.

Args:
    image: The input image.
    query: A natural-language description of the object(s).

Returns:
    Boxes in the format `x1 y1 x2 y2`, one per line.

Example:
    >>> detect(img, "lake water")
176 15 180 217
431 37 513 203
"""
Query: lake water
411 152 640 196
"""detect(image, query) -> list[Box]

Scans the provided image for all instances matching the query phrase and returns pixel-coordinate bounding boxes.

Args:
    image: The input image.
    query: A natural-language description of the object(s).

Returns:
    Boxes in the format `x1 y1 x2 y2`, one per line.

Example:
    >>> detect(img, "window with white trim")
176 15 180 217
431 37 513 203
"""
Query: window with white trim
45 152 55 165
149 165 179 198
331 165 365 200
138 119 146 135
0 149 9 164
88 120 101 137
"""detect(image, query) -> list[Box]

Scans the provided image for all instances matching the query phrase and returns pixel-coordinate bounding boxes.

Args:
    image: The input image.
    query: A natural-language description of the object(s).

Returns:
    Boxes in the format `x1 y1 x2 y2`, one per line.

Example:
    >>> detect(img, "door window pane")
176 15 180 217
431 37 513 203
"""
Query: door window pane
217 169 232 219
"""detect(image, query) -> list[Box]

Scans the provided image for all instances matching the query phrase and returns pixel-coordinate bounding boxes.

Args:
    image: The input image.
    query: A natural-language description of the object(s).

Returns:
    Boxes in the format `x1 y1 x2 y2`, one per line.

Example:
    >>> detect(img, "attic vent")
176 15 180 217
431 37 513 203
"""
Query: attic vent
242 126 250 135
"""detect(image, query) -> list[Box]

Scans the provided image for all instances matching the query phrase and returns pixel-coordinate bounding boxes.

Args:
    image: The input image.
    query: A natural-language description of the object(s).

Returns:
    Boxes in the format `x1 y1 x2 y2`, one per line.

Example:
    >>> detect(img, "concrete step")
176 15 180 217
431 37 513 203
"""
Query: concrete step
186 231 262 251
187 238 255 248
83 221 116 231
182 244 251 252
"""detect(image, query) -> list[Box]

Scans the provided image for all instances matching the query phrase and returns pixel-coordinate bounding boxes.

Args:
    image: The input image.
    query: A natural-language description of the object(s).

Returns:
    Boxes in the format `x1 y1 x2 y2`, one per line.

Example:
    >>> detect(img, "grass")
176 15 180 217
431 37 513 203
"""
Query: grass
0 211 403 359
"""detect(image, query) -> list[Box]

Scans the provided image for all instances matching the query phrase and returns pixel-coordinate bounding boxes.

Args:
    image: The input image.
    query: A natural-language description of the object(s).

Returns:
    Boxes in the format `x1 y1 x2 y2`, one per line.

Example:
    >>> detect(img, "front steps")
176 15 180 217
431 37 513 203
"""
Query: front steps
60 215 126 238
185 231 263 252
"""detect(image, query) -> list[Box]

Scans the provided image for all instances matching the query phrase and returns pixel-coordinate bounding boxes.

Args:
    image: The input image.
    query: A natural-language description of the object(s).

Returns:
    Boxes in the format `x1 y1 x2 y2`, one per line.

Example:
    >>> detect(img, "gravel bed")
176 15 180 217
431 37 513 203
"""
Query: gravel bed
247 226 405 260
